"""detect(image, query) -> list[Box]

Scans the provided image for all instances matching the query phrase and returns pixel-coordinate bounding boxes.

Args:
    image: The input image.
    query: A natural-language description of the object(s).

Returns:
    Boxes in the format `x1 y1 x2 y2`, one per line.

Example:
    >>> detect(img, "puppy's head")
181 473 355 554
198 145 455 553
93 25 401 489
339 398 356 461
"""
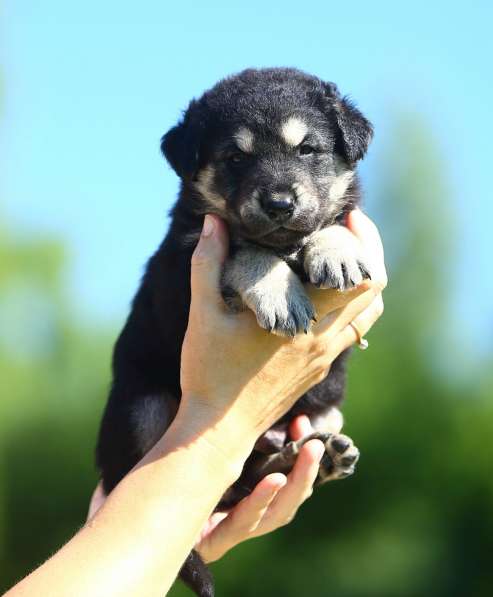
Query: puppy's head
161 68 372 248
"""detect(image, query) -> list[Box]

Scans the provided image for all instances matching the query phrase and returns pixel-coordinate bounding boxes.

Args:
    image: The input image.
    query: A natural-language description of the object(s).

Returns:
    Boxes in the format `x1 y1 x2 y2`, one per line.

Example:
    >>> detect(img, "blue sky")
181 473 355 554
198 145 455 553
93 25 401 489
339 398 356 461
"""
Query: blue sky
2 1 492 356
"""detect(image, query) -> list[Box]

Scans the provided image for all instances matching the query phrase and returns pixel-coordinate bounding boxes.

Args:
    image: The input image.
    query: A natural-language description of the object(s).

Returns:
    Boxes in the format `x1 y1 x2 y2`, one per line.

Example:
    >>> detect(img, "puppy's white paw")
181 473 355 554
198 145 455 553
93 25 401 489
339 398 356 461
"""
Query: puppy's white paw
304 225 372 291
244 278 315 337
222 248 316 337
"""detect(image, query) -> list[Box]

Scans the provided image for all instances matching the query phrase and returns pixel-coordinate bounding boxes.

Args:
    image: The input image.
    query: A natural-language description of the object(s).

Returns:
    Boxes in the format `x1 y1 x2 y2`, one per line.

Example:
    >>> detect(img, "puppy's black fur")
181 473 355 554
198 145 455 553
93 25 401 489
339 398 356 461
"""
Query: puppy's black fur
96 68 373 597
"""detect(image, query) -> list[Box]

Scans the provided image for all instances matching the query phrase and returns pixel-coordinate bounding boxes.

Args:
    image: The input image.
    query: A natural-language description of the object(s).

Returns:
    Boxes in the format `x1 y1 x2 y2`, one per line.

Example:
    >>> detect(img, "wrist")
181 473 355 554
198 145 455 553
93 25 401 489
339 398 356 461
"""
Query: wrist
162 394 257 480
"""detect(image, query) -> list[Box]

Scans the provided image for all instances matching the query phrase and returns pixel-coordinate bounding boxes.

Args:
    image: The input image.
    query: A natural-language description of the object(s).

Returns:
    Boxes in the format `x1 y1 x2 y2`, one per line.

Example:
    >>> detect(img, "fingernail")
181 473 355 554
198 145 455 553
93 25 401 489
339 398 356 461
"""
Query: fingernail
202 215 215 238
261 474 287 497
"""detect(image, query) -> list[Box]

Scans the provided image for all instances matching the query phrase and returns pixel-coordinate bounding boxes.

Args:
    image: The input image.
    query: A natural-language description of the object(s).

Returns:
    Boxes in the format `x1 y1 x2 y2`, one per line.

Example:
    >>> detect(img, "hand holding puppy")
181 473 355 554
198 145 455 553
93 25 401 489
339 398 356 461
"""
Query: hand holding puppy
178 211 386 463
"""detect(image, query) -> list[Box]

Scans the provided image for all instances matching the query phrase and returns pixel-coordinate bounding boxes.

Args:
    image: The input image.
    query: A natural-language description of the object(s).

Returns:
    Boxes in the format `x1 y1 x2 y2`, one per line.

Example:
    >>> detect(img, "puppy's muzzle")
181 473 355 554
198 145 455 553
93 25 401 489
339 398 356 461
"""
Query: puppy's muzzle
260 192 295 222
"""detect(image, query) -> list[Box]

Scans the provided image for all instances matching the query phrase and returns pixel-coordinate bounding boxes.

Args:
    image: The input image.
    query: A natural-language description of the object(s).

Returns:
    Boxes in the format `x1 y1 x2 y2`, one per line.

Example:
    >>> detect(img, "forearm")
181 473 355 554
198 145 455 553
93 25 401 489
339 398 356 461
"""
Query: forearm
6 408 254 597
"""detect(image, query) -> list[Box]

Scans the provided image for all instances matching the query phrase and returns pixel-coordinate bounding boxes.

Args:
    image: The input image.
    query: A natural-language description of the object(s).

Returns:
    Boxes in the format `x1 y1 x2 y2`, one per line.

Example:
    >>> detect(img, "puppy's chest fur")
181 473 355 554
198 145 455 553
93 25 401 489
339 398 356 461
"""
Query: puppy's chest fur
232 238 306 278
270 238 314 276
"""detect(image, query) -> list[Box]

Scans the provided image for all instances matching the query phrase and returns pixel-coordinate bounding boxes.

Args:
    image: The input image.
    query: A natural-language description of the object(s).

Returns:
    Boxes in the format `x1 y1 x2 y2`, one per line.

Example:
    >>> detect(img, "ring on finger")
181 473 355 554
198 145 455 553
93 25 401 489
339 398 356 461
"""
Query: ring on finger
349 320 369 350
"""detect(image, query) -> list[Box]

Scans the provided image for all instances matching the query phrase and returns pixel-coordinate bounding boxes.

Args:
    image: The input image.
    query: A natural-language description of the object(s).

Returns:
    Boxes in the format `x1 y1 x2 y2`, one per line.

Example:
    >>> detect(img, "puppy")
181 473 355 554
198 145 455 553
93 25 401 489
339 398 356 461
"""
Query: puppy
96 67 374 597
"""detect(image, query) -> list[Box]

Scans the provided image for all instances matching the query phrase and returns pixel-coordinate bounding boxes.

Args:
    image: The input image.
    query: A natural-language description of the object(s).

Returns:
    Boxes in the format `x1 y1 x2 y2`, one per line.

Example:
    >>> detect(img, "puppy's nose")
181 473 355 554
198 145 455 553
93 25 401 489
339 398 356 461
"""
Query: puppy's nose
262 196 294 220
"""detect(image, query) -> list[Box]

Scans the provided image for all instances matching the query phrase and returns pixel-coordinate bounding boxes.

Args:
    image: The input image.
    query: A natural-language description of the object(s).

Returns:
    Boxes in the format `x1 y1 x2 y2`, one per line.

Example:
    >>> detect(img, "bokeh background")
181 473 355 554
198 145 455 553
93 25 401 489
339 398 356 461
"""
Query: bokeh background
1 2 492 595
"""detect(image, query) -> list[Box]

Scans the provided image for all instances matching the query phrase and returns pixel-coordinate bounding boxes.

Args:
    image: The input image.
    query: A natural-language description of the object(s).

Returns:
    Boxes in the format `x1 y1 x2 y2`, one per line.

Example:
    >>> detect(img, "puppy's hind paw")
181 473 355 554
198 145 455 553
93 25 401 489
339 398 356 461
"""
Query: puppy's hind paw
241 431 360 491
316 433 360 484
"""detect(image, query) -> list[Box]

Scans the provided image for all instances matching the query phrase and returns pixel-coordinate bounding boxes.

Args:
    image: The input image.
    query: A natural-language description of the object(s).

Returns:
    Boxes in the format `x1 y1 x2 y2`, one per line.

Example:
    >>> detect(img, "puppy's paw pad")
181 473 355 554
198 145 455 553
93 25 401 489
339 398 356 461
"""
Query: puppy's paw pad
317 433 360 484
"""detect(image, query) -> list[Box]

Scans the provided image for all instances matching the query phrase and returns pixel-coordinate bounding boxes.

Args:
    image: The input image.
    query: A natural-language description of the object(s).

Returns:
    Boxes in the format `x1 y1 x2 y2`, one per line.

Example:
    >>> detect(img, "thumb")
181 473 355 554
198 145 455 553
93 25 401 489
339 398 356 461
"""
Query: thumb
190 214 229 308
347 209 384 258
347 209 387 290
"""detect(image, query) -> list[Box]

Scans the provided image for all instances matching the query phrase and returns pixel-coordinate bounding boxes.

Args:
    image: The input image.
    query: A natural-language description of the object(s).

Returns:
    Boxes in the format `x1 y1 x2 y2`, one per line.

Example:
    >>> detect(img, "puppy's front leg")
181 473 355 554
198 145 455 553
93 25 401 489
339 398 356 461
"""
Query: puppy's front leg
221 247 315 337
304 225 373 291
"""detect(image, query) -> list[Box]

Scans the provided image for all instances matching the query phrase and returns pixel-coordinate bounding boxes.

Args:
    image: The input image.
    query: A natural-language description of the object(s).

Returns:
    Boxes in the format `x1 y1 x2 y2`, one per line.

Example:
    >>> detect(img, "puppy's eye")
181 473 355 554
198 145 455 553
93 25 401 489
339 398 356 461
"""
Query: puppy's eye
299 144 315 156
228 153 245 164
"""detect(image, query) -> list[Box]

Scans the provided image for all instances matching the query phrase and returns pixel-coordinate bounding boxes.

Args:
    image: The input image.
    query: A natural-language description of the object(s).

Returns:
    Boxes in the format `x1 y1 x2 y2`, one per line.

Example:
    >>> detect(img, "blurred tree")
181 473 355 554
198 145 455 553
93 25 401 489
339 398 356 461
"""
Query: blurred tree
0 216 114 590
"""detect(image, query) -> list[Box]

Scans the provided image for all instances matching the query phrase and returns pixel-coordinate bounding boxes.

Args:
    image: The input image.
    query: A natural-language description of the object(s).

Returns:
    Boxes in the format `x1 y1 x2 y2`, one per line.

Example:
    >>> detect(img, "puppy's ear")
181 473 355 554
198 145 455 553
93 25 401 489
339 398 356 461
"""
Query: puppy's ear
160 100 205 180
324 82 373 164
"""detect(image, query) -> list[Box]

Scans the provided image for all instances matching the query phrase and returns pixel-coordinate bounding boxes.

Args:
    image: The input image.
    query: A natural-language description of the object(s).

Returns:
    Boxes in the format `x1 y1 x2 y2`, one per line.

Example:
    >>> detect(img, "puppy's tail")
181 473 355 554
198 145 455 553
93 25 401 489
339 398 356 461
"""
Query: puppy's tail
179 549 215 597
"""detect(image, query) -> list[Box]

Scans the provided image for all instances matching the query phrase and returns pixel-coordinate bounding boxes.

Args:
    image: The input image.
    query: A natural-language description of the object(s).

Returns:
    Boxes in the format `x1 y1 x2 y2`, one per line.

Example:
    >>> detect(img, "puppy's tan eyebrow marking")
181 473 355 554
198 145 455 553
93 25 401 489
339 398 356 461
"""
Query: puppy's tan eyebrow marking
280 117 308 147
234 127 255 153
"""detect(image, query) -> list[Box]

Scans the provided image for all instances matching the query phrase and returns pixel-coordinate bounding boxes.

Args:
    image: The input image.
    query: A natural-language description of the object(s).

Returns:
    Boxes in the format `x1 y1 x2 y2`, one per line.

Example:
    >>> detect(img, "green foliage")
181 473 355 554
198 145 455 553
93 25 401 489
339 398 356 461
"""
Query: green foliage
1 117 492 596
0 221 114 588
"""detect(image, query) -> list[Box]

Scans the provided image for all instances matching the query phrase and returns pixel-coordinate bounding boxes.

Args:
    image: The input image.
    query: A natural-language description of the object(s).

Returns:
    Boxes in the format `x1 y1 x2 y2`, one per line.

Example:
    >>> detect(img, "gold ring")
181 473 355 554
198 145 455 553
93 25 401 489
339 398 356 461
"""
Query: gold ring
349 321 369 350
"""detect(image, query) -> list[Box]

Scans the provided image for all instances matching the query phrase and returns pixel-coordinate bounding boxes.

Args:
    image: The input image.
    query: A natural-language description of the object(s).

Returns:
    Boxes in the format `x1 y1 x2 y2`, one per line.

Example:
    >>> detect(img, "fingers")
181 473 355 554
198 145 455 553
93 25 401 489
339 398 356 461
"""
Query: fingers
347 209 387 289
288 412 343 440
310 287 383 362
190 215 230 311
230 473 287 534
314 284 379 336
307 212 386 363
307 281 372 320
199 473 287 562
197 439 325 562
289 415 314 441
337 292 384 351
347 209 383 256
305 211 386 321
255 439 324 533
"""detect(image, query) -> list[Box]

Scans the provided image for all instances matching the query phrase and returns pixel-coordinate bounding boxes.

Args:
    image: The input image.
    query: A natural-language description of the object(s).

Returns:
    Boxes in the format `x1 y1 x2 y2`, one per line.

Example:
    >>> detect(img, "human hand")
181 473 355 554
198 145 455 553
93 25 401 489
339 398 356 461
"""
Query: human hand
195 415 328 562
87 415 328 562
178 211 386 455
88 210 384 522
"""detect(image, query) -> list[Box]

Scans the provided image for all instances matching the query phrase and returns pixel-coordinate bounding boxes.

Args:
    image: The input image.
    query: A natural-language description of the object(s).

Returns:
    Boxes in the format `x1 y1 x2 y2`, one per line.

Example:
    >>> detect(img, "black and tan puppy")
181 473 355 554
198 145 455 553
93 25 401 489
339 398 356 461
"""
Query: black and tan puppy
96 67 374 596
